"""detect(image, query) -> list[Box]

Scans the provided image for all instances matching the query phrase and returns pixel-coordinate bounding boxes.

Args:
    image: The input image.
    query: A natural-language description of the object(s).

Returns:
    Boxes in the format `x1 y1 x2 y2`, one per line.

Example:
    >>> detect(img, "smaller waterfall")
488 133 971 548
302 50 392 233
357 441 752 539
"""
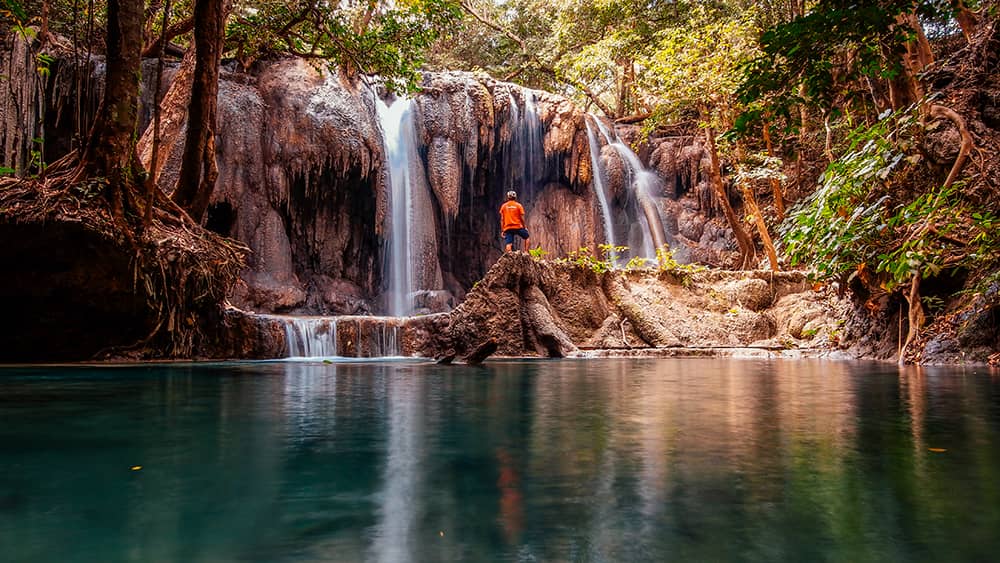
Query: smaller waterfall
522 91 544 199
585 119 619 258
283 317 338 358
276 315 405 359
504 89 546 203
587 117 668 260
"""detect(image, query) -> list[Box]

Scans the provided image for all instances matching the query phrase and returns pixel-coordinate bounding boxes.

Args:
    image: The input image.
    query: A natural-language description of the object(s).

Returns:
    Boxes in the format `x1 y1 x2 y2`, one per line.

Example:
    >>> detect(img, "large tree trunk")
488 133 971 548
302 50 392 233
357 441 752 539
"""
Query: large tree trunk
886 11 934 110
171 0 224 222
739 183 780 271
79 0 143 217
137 46 196 188
705 127 755 268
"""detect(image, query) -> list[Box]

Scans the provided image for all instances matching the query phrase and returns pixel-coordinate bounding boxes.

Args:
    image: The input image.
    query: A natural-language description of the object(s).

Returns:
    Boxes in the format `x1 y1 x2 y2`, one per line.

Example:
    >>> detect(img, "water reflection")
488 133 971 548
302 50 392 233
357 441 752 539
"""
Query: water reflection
0 359 999 561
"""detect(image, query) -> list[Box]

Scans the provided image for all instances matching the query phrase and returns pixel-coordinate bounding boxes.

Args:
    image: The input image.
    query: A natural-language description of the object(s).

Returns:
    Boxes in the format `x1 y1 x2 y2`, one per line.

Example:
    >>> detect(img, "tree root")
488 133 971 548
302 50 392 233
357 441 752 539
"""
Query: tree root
603 273 680 347
899 273 926 365
928 104 974 190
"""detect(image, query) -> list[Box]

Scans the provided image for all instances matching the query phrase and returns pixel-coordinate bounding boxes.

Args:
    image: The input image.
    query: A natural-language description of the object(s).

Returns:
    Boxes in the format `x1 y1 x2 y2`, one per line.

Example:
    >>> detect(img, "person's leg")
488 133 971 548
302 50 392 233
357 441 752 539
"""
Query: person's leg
519 229 530 252
504 230 514 252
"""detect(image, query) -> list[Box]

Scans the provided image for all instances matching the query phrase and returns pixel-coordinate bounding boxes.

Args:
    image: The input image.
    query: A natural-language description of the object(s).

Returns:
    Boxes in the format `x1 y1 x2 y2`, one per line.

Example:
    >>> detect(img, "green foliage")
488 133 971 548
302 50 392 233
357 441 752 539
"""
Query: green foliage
781 107 1000 292
557 244 625 274
655 246 704 286
528 246 549 260
640 5 761 129
733 0 956 134
227 0 461 93
780 109 914 279
35 53 54 79
0 0 27 24
28 137 45 175
624 256 653 271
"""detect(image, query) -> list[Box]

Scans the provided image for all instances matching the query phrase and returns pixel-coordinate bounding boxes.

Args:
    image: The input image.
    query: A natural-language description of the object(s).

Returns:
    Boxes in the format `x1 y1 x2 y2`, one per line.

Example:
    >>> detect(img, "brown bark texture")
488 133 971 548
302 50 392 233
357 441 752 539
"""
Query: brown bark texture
171 0 224 222
705 127 755 268
81 0 143 186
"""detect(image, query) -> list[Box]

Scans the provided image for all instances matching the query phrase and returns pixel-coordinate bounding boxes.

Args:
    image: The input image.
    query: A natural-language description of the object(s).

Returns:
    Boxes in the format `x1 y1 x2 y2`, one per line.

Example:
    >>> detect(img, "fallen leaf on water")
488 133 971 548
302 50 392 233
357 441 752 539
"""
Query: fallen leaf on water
131 466 143 471
928 448 947 453
439 531 445 537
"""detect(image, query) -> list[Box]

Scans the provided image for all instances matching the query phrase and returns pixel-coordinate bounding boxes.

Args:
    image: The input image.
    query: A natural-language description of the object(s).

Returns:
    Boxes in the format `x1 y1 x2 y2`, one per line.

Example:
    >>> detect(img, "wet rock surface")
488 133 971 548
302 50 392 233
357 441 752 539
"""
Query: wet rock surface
221 254 848 361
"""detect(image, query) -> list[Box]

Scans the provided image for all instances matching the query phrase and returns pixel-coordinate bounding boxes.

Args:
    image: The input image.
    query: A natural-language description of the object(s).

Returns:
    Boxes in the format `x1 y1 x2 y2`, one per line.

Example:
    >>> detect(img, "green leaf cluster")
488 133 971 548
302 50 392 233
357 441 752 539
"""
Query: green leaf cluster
780 107 1000 291
228 0 461 93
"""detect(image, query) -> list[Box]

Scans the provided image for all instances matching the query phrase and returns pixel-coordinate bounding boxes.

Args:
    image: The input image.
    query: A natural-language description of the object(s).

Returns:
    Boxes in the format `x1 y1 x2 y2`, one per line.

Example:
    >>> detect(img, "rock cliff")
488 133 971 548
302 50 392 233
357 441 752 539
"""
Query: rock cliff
135 59 737 317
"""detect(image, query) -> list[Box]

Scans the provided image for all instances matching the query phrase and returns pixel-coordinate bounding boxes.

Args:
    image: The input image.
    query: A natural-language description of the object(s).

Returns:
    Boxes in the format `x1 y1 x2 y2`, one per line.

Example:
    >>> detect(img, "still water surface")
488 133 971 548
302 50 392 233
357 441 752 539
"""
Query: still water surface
1 358 999 562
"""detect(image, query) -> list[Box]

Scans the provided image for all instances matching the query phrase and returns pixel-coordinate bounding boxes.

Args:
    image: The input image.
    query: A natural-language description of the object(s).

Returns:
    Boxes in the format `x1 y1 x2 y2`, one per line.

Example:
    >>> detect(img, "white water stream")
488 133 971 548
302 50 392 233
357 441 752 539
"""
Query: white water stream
376 97 433 317
588 116 668 260
275 315 402 359
585 119 619 256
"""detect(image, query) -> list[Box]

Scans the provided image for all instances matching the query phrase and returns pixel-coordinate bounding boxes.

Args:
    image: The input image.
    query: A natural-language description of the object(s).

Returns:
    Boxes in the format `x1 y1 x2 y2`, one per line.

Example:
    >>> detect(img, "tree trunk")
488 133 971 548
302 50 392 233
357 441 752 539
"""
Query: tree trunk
762 119 785 220
171 0 224 222
138 46 195 188
739 183 780 271
952 0 977 42
886 11 934 110
80 0 143 209
899 274 926 365
705 127 755 268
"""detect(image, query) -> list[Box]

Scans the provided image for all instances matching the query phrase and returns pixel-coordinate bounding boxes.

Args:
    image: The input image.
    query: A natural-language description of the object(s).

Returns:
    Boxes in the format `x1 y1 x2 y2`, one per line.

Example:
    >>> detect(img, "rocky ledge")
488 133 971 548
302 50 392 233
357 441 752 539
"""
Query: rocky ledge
213 253 848 361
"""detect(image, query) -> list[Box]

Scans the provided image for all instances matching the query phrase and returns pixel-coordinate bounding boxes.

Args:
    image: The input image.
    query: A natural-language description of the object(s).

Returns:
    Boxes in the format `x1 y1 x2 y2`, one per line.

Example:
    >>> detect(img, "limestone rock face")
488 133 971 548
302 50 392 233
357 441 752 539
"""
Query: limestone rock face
143 62 616 316
124 58 742 317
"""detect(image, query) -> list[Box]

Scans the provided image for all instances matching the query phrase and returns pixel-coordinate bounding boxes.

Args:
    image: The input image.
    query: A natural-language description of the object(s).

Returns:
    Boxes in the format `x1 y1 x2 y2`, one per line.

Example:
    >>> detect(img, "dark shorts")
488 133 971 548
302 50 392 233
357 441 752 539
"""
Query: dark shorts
503 228 530 245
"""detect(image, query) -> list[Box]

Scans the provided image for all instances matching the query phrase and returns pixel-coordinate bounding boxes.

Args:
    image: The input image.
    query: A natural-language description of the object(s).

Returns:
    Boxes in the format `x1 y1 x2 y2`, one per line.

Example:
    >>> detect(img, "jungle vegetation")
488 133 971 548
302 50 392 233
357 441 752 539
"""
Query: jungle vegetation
2 0 999 361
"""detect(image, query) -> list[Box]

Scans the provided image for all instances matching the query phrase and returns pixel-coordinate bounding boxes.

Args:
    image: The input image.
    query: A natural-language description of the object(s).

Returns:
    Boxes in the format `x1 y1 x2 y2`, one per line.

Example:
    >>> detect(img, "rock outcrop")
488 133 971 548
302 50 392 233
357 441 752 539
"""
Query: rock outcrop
130 59 738 317
216 253 846 361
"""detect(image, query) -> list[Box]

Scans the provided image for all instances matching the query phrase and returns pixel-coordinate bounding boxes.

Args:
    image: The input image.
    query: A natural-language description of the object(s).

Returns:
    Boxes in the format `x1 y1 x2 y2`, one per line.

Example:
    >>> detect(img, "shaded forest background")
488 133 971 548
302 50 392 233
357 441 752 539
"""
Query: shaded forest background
1 0 998 363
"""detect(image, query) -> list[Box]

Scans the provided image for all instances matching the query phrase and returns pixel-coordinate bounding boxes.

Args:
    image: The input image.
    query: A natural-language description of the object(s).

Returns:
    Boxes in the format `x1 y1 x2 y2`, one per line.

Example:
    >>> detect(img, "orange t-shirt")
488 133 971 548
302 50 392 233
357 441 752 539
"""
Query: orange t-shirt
499 200 525 231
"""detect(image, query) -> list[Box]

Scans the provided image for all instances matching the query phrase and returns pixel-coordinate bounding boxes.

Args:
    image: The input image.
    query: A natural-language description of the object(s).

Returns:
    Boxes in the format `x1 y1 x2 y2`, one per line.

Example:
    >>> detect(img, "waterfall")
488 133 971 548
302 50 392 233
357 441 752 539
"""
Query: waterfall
522 91 544 200
504 89 545 203
277 315 404 358
283 317 338 358
587 117 668 260
585 119 618 259
376 97 420 317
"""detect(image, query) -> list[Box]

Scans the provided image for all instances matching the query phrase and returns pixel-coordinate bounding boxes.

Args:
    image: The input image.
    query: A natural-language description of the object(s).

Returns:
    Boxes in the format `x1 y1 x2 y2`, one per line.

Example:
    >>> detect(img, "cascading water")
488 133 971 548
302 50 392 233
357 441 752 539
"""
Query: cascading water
503 89 546 203
376 97 421 317
522 91 544 199
277 315 403 358
283 317 338 357
585 119 619 257
588 117 668 260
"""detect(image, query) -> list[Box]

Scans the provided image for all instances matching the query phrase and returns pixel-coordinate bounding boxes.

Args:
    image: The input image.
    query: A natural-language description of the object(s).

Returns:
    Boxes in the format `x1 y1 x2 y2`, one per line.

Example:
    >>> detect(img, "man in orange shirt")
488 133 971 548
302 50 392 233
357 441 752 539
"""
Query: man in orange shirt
499 191 530 252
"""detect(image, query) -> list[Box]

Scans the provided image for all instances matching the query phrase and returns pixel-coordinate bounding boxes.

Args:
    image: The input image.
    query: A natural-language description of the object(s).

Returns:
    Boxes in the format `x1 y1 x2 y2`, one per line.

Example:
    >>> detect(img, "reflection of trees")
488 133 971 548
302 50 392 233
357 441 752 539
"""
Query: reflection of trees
7 359 1000 560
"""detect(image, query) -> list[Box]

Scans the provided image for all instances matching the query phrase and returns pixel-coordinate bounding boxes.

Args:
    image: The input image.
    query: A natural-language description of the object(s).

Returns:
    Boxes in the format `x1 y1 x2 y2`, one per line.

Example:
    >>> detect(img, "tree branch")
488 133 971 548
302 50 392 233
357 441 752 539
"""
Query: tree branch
142 16 194 57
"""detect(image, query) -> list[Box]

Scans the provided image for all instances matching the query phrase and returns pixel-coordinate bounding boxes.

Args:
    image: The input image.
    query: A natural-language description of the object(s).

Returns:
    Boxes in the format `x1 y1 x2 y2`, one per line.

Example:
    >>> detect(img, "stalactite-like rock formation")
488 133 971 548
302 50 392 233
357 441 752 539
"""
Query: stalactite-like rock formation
5 47 743 326
145 61 604 316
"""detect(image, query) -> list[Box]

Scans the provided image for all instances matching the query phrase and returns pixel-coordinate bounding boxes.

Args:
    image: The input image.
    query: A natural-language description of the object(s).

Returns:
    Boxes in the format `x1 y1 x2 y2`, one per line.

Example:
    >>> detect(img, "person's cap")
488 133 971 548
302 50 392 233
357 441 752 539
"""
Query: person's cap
507 190 517 199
